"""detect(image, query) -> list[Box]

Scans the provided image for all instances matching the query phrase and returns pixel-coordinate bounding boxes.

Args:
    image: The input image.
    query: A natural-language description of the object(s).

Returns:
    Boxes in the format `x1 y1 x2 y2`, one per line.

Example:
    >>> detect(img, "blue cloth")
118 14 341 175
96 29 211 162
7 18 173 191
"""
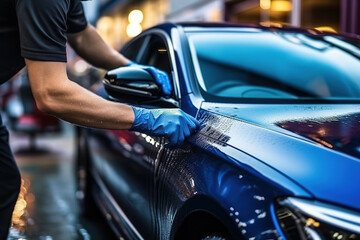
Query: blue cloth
130 106 200 148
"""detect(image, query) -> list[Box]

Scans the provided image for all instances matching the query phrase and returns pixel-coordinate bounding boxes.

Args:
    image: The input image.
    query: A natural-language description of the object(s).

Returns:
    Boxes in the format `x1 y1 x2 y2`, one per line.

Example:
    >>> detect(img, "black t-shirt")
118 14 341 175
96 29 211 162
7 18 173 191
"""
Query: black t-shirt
0 0 88 84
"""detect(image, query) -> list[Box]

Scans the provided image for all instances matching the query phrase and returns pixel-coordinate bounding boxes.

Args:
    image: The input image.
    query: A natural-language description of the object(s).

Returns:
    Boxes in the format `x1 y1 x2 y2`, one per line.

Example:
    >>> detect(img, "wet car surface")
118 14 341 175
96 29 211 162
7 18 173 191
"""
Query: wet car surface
76 23 360 239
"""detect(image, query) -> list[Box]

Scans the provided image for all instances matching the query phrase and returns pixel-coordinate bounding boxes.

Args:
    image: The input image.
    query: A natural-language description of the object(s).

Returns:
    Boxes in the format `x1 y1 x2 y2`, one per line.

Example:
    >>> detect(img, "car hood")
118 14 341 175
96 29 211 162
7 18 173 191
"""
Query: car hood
204 103 360 157
198 102 360 210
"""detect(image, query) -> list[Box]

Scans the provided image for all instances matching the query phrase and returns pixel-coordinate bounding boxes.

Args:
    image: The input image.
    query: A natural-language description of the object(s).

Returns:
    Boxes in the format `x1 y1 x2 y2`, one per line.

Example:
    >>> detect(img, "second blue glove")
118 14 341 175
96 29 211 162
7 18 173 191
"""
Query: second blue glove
130 106 200 148
126 62 172 96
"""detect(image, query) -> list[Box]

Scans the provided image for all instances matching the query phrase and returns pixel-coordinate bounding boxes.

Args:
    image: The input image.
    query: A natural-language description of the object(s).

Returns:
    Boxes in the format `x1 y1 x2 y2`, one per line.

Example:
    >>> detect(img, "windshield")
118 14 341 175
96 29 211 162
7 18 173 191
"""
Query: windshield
186 29 360 101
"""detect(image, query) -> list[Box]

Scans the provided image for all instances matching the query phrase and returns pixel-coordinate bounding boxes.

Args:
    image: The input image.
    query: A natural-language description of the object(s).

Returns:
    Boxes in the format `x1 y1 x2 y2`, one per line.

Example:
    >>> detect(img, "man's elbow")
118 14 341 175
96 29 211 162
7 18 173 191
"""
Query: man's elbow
33 92 58 116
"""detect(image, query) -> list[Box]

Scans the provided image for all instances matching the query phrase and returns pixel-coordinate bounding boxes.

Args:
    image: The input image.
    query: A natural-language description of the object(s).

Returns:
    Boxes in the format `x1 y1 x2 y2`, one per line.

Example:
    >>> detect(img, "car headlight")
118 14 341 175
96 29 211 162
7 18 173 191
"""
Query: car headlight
274 197 360 240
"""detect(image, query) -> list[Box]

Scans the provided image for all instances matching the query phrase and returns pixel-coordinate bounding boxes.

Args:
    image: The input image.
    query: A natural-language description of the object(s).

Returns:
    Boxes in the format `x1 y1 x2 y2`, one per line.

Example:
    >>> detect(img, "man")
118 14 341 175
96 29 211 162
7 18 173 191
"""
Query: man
0 0 200 238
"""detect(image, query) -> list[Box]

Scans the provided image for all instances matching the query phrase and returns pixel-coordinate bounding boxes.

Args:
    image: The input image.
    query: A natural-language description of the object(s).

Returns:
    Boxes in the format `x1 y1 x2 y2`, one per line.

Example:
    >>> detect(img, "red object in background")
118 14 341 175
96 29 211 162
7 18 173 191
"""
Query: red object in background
15 105 61 133
1 71 61 150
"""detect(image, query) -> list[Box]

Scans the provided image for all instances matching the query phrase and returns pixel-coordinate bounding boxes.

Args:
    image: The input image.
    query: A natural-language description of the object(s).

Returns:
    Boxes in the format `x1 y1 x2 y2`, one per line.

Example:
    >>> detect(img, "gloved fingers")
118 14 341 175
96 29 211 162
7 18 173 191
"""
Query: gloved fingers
131 107 199 148
182 112 200 127
183 124 191 138
182 113 201 132
178 131 185 147
158 73 172 95
172 131 185 149
167 124 181 148
145 67 172 95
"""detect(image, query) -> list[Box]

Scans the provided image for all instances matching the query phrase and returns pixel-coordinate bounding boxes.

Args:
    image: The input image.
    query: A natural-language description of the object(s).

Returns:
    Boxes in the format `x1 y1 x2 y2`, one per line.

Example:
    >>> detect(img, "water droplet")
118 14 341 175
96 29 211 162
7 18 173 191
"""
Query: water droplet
238 221 247 228
258 211 267 219
253 195 265 201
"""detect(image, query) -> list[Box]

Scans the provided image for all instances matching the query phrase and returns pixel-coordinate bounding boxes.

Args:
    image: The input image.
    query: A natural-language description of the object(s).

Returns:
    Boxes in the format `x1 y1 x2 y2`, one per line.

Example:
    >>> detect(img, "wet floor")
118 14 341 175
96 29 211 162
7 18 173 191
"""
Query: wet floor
7 122 117 240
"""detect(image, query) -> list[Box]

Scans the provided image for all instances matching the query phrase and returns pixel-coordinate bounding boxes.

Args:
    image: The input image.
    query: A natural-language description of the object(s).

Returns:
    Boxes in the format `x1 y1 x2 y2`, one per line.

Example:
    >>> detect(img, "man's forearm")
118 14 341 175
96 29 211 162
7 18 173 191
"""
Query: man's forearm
26 59 134 130
44 80 135 130
67 24 131 70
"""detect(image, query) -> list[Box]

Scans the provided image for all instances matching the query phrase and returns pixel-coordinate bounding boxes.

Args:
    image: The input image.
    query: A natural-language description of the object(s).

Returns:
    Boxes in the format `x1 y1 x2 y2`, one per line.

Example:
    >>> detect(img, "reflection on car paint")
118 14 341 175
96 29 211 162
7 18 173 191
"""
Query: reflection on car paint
278 112 360 158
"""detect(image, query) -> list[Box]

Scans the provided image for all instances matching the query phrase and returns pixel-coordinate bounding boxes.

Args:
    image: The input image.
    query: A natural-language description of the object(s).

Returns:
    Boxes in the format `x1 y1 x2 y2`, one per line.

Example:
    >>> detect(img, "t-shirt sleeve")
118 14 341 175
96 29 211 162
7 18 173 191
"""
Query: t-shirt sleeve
16 0 87 62
67 1 88 33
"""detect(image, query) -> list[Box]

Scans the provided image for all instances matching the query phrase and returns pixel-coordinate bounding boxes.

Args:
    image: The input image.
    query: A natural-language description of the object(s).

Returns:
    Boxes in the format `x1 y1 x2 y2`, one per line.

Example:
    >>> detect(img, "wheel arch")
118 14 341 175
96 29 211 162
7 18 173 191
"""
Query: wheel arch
171 195 242 240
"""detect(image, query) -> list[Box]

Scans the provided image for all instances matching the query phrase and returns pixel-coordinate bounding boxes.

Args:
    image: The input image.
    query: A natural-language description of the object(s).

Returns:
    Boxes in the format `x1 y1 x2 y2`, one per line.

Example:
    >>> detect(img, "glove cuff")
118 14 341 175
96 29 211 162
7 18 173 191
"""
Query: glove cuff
125 61 136 67
129 106 150 133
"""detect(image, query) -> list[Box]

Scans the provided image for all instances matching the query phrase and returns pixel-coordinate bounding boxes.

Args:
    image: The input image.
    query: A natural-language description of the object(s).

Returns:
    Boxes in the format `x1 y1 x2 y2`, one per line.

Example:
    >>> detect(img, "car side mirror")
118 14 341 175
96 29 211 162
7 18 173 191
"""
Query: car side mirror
103 67 178 107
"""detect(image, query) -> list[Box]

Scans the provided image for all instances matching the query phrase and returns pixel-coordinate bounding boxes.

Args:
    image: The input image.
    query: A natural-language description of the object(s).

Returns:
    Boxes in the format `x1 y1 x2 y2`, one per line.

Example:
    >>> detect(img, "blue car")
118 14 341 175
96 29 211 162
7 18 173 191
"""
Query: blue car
75 22 360 240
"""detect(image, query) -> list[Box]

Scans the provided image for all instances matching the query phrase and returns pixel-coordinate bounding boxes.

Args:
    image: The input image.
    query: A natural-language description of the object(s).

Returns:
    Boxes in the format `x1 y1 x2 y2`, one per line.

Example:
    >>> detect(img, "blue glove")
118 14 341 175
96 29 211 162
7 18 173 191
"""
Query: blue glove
130 107 200 148
126 62 172 96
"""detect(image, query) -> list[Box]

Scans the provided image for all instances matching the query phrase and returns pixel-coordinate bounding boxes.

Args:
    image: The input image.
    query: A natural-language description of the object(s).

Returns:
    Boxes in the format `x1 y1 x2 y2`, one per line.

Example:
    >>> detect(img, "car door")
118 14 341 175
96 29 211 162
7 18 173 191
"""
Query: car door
89 32 177 238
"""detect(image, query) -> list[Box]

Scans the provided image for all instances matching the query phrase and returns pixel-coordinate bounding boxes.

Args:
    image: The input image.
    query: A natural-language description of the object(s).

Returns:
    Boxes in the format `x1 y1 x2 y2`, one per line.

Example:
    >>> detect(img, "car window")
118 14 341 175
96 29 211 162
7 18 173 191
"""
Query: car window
186 30 360 101
138 34 175 98
121 36 146 62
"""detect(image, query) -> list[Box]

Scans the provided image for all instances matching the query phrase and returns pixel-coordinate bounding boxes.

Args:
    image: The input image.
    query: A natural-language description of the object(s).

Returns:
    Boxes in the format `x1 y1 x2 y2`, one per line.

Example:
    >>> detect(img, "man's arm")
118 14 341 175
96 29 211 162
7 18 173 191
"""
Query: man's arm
67 24 130 70
26 59 200 147
24 24 136 130
26 24 200 146
25 59 135 130
67 24 173 96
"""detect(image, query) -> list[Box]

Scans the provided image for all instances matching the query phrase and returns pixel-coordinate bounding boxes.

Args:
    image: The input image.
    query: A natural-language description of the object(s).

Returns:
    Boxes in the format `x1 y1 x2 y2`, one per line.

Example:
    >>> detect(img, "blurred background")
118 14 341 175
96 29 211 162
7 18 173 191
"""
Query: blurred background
0 0 359 239
86 0 358 49
70 0 360 87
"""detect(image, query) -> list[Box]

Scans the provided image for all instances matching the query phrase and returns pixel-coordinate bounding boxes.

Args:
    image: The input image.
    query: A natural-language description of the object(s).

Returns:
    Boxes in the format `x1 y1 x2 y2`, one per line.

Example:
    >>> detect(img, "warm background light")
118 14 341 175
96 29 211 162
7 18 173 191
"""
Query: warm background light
260 0 271 10
126 23 142 37
97 16 114 46
271 0 292 12
126 9 144 37
128 9 144 24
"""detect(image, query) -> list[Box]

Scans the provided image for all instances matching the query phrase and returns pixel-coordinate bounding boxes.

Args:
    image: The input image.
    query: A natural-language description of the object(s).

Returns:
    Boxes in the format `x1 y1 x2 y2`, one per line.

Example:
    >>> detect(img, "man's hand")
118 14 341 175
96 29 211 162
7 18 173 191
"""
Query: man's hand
130 107 200 148
126 62 173 96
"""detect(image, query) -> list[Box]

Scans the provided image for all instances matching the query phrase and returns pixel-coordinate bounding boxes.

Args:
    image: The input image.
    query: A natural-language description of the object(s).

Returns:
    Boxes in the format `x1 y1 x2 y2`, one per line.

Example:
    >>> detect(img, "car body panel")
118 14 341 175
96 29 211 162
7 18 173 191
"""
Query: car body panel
80 22 360 240
87 128 160 237
155 141 302 239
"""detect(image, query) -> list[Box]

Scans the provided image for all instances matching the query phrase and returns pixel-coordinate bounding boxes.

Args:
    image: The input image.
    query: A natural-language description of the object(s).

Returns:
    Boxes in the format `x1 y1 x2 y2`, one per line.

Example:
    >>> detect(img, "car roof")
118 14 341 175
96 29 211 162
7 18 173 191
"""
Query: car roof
150 21 360 40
